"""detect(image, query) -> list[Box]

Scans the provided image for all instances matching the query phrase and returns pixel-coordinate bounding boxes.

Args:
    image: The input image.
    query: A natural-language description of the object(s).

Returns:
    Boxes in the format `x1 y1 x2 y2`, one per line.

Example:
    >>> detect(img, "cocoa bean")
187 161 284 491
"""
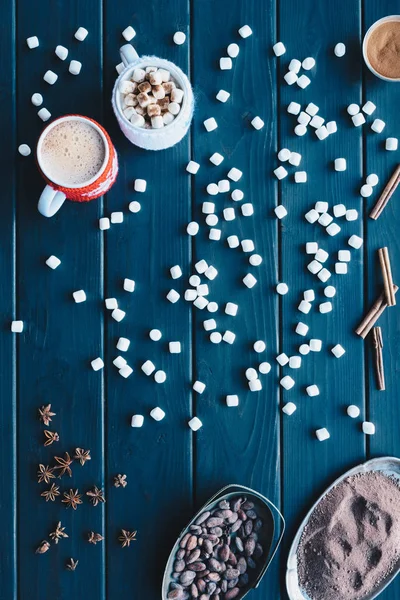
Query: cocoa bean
177 549 185 560
244 520 253 536
230 497 243 512
248 532 258 542
180 570 196 586
167 590 185 600
197 579 206 592
227 578 239 588
237 509 247 522
199 595 210 600
225 587 240 599
187 535 198 551
218 500 230 510
254 543 263 559
190 582 199 598
238 573 249 587
228 551 237 566
247 557 256 569
209 527 223 537
230 519 242 533
246 510 257 520
187 549 201 564
224 568 240 581
180 533 191 549
237 557 247 574
206 582 216 594
207 572 220 582
254 518 263 532
190 562 207 572
203 534 219 544
206 517 224 528
214 596 220 600
195 511 210 526
170 583 183 590
241 501 254 510
227 512 238 524
208 558 223 572
214 509 233 520
174 560 186 573
203 539 213 554
190 525 202 535
196 569 210 578
219 544 230 562
235 537 244 553
172 572 180 579
221 580 228 593
202 527 208 535
245 538 255 557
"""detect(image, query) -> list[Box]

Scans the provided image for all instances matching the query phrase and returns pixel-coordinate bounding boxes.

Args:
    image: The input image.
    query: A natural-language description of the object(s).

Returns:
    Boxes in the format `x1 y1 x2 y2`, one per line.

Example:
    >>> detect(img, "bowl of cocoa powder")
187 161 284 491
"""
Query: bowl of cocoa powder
363 15 400 81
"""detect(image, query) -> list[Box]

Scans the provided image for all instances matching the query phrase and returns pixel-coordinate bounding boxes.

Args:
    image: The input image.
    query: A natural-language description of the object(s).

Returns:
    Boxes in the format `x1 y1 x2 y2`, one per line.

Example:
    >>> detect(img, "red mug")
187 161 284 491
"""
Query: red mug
36 114 118 217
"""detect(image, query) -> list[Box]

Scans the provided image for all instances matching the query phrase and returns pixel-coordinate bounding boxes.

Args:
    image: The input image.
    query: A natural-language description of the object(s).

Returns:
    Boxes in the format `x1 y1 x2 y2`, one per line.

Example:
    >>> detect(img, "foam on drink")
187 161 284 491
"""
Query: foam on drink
41 120 105 186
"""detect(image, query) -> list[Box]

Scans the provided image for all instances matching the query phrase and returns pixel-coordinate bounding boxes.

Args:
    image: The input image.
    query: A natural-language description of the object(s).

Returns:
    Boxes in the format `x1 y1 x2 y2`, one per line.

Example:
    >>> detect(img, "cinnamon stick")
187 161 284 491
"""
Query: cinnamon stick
355 284 398 338
378 247 396 306
372 326 385 391
369 164 400 220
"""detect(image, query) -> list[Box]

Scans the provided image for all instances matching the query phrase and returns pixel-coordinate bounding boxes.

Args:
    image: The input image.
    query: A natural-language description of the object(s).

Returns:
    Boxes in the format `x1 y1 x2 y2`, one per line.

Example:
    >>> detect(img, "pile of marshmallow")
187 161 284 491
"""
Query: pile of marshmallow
119 67 184 129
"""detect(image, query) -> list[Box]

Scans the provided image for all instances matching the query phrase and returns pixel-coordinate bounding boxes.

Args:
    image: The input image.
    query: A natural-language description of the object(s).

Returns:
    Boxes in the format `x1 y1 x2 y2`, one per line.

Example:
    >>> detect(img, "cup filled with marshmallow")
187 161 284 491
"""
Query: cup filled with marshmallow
112 44 194 150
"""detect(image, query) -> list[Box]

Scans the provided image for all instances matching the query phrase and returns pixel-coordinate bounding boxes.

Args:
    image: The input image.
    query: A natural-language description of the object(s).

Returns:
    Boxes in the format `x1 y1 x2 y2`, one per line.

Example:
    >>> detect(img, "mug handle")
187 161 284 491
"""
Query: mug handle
120 44 139 67
38 185 66 217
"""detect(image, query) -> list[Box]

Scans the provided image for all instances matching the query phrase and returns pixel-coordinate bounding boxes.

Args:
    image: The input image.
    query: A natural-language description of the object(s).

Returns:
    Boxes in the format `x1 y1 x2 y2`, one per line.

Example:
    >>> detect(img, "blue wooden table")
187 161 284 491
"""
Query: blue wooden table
2 0 400 598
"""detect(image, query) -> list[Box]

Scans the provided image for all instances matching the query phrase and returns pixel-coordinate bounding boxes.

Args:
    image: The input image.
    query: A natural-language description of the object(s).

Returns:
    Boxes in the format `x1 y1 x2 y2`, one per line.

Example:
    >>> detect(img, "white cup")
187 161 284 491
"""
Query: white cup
363 15 400 82
112 45 194 151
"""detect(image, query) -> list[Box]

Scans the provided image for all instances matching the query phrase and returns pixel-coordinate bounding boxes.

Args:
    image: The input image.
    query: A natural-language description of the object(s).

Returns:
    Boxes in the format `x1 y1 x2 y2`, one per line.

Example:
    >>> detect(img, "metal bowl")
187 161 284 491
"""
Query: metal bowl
162 484 285 600
286 457 400 600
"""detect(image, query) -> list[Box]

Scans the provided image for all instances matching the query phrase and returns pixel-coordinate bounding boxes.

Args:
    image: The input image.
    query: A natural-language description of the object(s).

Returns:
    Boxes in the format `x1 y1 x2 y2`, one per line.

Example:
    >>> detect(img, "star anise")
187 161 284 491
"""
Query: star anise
88 531 104 545
86 486 106 507
49 521 68 544
54 452 73 478
38 404 56 426
113 474 127 488
74 448 91 466
35 540 50 554
66 558 78 571
118 529 137 548
41 483 60 502
62 489 82 510
37 464 55 484
44 430 59 446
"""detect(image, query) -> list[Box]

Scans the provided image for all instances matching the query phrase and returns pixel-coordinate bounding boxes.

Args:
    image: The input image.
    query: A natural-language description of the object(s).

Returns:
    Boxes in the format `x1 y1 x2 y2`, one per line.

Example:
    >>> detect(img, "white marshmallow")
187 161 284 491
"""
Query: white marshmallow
38 108 51 122
204 266 218 280
277 353 289 366
245 368 258 381
298 111 311 126
318 212 333 226
333 203 347 217
302 57 316 70
226 395 239 407
298 300 312 314
318 268 331 282
280 375 295 390
276 282 289 295
334 158 347 171
306 242 318 254
306 384 319 397
294 171 307 183
31 93 43 106
75 27 88 41
18 144 31 156
346 209 358 221
295 322 309 336
284 71 298 85
334 42 346 57
289 58 301 73
289 356 302 369
194 296 208 309
297 75 311 89
193 380 206 394
335 262 348 274
338 250 351 262
11 320 23 333
227 167 243 182
305 103 319 117
117 337 130 352
223 207 235 221
154 371 167 384
249 379 262 392
204 117 218 132
386 137 398 151
362 101 376 115
203 318 217 331
324 286 336 298
275 205 288 219
162 113 174 126
216 89 230 103
289 152 302 166
149 329 161 342
315 248 329 263
241 203 254 216
173 31 186 45
249 254 262 266
210 332 222 343
197 283 209 296
326 121 338 134
348 235 363 249
326 223 341 236
362 421 375 435
316 428 330 441
227 43 240 58
185 289 196 302
55 45 68 61
111 211 123 223
305 209 319 223
188 417 203 431
166 289 180 304
253 340 266 353
43 70 58 85
259 362 271 374
112 308 126 322
307 260 322 274
151 116 164 129
26 36 39 49
347 405 360 418
347 103 359 116
206 214 218 226
294 124 307 136
352 113 366 127
150 407 165 421
310 115 324 129
304 289 315 302
371 118 385 133
251 116 265 130
239 25 252 38
123 278 135 292
99 217 110 230
366 173 379 186
202 201 215 214
282 402 297 415
169 341 181 353
243 273 257 288
113 356 127 369
331 344 345 358
287 101 301 115
122 26 136 41
170 265 182 279
73 290 86 303
105 298 118 310
241 239 254 253
231 189 244 201
69 60 82 75
132 68 145 83
220 57 232 70
227 235 240 248
218 179 230 192
315 125 329 140
187 222 199 236
131 415 144 427
91 357 104 371
225 302 238 316
209 228 221 241
274 166 288 180
46 255 61 269
209 152 224 165
309 339 322 351
186 160 200 174
223 330 236 344
273 41 286 56
120 365 133 378
278 148 291 161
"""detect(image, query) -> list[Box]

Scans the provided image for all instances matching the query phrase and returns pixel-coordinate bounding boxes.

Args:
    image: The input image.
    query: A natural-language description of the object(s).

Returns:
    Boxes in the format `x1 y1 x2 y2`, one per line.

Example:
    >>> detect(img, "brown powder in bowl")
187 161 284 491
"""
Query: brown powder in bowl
367 20 400 79
297 471 400 600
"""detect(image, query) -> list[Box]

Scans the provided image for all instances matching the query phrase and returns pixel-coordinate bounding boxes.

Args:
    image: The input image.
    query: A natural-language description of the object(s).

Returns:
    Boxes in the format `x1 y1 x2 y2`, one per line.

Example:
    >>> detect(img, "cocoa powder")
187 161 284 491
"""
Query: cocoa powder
297 471 400 600
367 20 400 79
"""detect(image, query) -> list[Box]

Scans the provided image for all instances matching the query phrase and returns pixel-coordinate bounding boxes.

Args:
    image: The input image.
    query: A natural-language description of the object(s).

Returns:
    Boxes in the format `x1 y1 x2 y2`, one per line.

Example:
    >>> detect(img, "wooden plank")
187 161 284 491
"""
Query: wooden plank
279 0 366 571
16 1 105 598
0 0 17 598
102 1 193 597
363 2 400 598
190 1 281 597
